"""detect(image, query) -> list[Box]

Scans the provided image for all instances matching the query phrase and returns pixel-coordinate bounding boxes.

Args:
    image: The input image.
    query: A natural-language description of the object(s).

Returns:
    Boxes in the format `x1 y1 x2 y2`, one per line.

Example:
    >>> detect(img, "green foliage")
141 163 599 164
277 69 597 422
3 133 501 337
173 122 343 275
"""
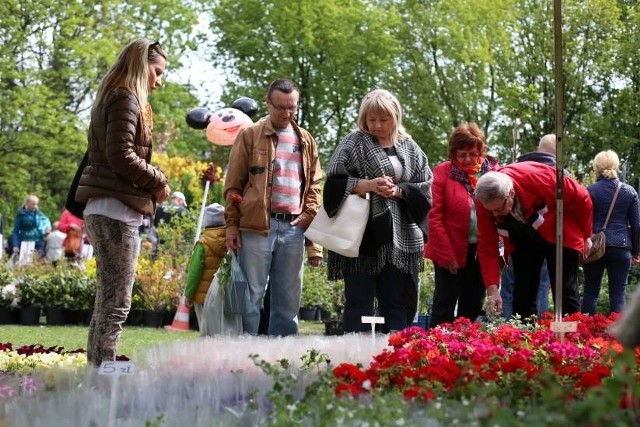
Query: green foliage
4 262 95 309
0 0 207 232
209 0 401 157
418 261 436 315
301 262 344 319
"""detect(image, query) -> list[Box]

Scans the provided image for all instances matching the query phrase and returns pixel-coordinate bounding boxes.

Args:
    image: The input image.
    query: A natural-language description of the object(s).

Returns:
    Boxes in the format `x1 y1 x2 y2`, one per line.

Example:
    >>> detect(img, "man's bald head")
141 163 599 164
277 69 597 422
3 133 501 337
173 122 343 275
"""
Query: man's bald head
537 134 556 155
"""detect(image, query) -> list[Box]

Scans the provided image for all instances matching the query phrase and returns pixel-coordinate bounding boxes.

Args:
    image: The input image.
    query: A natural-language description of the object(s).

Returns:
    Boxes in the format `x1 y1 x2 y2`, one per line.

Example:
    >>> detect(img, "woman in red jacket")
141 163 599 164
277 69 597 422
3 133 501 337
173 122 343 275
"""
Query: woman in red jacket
425 123 499 327
475 163 592 319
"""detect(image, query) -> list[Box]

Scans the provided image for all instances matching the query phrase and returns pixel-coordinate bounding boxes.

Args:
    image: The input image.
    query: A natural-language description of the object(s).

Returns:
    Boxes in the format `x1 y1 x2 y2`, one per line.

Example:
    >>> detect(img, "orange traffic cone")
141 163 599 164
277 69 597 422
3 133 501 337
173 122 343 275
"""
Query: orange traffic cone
165 296 191 332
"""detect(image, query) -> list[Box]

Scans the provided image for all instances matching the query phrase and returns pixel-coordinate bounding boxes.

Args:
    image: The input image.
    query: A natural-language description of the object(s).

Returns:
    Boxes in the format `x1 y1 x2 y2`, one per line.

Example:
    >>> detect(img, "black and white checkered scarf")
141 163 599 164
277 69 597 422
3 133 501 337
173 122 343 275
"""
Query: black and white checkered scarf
324 131 433 279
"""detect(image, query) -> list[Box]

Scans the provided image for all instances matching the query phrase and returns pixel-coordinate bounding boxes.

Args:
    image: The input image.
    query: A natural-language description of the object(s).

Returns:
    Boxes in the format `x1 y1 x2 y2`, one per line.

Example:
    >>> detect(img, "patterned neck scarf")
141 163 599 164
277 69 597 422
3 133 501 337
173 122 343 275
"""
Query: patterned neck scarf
452 157 484 190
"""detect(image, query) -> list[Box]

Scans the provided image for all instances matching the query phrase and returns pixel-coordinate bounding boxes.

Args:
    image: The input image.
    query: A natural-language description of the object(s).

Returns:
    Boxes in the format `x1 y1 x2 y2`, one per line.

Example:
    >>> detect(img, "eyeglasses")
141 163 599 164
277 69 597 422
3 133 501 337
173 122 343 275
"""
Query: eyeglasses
149 41 161 48
268 98 298 113
488 197 508 215
456 150 480 160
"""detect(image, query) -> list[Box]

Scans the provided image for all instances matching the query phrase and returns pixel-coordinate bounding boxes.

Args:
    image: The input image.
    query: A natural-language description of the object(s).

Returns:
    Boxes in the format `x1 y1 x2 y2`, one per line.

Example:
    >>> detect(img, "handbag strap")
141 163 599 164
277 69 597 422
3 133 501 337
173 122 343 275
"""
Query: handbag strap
602 182 622 230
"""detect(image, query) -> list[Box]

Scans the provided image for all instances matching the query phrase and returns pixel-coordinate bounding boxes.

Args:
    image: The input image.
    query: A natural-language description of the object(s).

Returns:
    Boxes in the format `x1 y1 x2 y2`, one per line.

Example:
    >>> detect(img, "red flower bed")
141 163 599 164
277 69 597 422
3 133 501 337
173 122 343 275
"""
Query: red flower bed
334 313 640 403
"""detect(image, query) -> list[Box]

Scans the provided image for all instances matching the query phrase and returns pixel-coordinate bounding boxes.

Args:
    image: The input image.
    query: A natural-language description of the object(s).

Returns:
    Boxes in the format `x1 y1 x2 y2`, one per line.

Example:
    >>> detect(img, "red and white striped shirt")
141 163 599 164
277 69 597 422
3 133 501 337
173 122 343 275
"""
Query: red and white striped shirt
271 125 303 214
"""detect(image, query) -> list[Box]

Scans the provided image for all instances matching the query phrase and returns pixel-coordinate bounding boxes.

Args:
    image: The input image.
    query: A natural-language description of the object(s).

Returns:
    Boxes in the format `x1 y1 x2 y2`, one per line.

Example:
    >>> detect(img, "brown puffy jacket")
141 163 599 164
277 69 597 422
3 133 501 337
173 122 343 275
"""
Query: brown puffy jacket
76 88 167 216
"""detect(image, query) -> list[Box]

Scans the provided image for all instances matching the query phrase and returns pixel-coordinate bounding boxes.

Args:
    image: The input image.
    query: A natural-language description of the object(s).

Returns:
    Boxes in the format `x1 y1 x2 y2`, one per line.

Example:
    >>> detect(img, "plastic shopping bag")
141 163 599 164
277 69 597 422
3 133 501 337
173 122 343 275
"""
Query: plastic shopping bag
201 273 243 337
223 252 249 315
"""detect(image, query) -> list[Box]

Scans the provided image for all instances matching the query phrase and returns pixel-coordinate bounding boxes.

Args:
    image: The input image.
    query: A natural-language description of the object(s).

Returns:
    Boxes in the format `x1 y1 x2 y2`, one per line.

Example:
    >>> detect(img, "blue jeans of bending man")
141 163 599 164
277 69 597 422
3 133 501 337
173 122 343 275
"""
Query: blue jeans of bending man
582 246 631 315
238 218 304 336
501 256 550 318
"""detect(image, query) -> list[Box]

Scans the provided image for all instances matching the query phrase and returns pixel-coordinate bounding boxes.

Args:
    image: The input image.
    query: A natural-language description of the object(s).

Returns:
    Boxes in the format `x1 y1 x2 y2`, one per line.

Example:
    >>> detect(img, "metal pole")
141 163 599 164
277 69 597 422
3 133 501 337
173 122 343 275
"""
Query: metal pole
194 180 211 245
553 0 565 327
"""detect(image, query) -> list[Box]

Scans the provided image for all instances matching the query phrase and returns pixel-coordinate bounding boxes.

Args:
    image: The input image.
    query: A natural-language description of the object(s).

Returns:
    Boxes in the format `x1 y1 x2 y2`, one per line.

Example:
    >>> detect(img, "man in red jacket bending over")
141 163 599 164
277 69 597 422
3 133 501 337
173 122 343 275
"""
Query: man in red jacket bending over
475 162 592 319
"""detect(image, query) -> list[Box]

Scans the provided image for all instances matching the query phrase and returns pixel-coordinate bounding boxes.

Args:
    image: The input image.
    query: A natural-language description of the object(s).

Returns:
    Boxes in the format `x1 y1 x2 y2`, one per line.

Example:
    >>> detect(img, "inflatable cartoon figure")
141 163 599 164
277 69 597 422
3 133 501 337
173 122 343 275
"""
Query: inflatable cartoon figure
185 97 259 146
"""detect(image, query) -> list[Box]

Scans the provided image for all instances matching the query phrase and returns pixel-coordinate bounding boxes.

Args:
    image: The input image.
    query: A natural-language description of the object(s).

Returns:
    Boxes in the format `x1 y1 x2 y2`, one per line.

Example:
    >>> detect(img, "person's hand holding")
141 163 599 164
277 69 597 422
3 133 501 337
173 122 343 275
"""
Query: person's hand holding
372 175 396 198
155 185 171 204
486 285 502 314
226 233 242 252
12 247 19 254
445 261 459 275
584 236 593 258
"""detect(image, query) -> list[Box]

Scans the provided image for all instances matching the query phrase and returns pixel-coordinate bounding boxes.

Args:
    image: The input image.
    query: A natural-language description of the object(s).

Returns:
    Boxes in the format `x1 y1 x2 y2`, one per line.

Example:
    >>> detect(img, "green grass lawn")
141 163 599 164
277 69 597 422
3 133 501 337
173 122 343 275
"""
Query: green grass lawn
1 321 326 359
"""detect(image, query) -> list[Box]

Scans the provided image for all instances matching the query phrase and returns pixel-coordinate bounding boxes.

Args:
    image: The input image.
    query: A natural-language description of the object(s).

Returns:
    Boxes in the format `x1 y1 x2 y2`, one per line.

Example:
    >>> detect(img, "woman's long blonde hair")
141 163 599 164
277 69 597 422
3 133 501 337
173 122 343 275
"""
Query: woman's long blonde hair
92 38 166 132
357 89 411 143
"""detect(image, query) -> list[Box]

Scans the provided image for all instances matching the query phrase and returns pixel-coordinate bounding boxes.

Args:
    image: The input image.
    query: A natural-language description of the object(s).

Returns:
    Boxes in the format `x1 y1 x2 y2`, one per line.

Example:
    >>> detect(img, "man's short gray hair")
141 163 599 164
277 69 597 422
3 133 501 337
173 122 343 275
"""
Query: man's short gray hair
475 171 513 204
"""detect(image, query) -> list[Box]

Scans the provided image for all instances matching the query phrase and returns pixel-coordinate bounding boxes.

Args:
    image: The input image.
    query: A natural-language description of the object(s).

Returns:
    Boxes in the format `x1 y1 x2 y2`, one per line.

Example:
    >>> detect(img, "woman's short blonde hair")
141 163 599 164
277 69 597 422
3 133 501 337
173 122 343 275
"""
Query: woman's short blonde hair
357 89 411 143
593 150 619 179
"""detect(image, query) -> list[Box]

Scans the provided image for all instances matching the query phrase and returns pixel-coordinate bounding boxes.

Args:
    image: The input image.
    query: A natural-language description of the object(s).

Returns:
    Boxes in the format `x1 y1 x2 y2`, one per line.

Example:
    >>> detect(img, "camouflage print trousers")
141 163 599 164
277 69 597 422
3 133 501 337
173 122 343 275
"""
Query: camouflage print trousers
84 214 140 367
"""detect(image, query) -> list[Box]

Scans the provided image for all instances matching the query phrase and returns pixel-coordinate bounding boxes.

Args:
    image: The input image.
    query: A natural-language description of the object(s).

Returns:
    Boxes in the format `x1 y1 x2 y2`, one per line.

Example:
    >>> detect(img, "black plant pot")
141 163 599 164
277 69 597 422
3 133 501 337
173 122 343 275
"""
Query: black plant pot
45 307 68 325
19 305 42 325
68 309 93 325
324 319 344 336
142 310 165 328
0 307 17 324
163 310 176 326
299 306 319 321
125 309 143 326
319 307 331 321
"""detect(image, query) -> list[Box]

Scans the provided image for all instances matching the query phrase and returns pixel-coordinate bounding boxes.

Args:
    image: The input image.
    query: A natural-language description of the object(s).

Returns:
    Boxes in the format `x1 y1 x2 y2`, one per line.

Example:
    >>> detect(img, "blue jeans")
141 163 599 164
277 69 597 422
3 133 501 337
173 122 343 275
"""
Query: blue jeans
582 246 631 315
501 256 550 318
239 218 304 336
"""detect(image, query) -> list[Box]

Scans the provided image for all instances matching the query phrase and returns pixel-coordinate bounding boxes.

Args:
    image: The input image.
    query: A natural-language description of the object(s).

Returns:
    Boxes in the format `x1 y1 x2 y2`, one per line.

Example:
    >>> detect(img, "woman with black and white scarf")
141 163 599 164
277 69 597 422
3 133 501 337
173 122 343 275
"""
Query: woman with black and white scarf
323 89 432 333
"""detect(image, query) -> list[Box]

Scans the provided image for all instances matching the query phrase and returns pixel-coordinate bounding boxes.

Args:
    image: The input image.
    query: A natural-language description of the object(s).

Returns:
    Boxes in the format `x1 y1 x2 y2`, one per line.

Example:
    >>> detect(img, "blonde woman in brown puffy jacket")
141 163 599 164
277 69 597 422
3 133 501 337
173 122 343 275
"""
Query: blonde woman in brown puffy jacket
76 38 171 367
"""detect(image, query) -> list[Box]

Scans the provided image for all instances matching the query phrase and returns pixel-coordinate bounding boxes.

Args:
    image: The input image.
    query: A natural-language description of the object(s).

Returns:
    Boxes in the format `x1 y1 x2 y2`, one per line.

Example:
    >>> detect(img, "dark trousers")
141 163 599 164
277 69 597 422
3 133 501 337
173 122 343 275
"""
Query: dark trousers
582 246 632 314
343 264 413 333
512 239 580 319
430 243 485 328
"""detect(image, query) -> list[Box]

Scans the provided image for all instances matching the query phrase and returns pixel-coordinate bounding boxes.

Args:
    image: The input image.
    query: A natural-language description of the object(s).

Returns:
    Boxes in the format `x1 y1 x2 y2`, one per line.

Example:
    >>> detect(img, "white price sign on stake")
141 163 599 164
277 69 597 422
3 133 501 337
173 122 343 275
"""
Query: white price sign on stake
361 316 385 335
98 361 136 376
550 321 578 333
361 316 385 324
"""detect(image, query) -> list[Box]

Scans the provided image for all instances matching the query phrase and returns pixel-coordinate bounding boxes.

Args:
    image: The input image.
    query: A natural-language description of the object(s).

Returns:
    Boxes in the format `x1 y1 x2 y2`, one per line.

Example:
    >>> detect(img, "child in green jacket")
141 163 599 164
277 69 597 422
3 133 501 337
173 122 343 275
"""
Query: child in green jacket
184 203 226 334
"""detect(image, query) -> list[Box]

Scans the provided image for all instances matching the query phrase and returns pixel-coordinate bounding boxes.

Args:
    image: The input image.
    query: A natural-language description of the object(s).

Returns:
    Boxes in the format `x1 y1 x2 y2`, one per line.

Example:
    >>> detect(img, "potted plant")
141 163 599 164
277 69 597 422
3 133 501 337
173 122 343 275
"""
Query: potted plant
64 269 96 325
136 254 184 327
322 277 345 336
0 267 19 324
15 270 44 325
300 262 333 321
20 269 68 325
